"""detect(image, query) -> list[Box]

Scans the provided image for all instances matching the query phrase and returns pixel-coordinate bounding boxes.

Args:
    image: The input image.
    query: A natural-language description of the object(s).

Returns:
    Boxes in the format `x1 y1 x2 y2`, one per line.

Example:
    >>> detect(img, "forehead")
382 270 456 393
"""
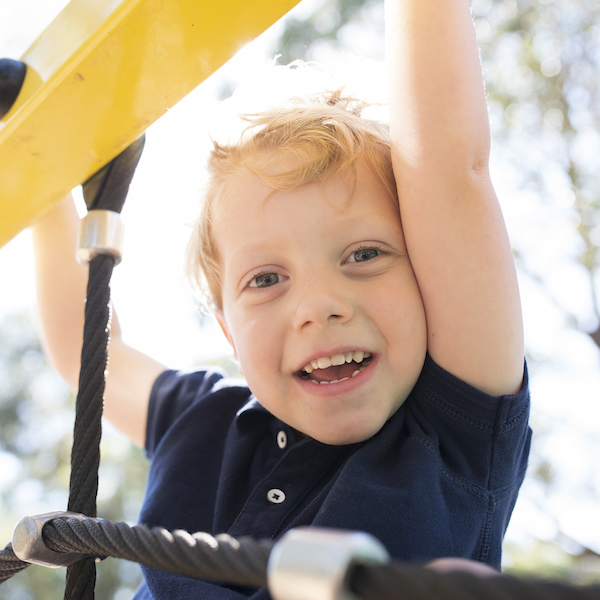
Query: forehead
213 162 402 266
215 160 397 221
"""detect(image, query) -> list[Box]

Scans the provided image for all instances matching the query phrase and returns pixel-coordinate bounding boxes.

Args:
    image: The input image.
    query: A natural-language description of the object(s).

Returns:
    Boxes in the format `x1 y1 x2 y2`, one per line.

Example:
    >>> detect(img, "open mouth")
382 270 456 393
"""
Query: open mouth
297 351 374 385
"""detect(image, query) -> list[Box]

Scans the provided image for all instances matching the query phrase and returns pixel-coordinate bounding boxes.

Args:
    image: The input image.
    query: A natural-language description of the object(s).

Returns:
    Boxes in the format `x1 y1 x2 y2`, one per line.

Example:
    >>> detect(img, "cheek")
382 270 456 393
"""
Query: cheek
235 325 287 419
372 280 427 349
230 310 283 381
367 272 423 315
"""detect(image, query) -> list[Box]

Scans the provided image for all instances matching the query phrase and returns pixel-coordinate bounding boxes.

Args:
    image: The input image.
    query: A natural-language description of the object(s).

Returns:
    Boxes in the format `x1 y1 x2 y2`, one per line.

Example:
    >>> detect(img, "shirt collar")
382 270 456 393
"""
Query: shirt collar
235 395 268 419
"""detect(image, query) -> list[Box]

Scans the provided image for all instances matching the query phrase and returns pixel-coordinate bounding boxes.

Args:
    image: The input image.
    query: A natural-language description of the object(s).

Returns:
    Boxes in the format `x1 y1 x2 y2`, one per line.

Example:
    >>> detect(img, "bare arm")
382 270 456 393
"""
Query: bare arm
385 0 524 395
31 195 166 447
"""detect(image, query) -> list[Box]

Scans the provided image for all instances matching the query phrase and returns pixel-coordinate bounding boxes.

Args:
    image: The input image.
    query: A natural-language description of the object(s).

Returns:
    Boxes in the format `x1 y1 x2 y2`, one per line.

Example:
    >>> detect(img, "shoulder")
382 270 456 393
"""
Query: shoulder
410 353 530 432
400 353 531 489
146 367 251 456
151 367 230 402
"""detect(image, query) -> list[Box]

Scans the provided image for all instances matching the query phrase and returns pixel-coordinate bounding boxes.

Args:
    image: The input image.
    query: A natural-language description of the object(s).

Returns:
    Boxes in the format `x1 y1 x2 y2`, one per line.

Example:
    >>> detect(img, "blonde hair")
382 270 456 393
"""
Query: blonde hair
187 91 397 312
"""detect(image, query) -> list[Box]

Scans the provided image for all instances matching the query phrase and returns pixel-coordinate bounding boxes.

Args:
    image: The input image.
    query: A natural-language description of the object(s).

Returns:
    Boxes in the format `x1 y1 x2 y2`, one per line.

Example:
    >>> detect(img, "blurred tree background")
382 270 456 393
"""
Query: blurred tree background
0 312 147 599
1 0 600 598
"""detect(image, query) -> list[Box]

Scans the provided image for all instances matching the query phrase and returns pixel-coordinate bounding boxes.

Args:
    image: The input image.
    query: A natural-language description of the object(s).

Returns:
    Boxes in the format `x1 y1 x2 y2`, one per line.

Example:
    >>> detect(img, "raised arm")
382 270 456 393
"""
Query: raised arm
31 195 166 447
385 0 524 395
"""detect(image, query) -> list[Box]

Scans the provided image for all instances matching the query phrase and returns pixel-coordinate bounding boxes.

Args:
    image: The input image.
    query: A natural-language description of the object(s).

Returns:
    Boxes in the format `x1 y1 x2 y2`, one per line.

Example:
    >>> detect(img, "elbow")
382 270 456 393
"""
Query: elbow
39 339 81 393
470 126 492 175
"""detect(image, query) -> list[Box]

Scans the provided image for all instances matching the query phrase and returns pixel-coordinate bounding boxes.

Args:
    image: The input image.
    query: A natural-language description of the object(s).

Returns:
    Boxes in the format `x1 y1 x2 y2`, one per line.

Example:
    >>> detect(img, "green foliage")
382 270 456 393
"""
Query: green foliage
274 0 384 64
473 1 600 580
480 0 600 299
471 0 600 582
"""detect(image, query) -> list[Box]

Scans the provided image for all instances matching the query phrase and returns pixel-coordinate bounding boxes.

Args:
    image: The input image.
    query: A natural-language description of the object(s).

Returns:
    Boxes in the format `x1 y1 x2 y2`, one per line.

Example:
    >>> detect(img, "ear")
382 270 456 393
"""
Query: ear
215 312 237 359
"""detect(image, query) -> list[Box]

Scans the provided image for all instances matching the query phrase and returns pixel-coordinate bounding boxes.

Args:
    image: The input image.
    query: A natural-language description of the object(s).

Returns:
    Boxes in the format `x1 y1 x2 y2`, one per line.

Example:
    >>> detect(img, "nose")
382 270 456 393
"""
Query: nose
292 274 354 331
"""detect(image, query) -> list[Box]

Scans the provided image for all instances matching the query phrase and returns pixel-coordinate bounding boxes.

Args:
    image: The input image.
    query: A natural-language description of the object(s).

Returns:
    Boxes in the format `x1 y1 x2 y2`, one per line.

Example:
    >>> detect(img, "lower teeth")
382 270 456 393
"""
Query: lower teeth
306 364 368 384
302 356 373 384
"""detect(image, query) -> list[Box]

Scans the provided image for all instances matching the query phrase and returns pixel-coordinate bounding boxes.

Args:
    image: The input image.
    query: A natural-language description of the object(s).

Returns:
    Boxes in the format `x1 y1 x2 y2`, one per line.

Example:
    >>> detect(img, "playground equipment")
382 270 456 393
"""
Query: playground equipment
2 1 600 598
0 0 300 249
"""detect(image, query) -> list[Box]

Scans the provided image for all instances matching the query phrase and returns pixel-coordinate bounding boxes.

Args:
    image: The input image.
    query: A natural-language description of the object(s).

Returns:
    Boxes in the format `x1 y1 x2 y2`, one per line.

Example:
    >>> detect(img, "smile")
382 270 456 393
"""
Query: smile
298 351 373 384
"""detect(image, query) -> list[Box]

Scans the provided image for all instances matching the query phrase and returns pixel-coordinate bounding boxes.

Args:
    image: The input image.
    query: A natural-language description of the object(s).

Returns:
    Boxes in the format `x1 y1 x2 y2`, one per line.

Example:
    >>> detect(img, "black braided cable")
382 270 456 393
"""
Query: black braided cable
0 544 29 584
5 520 600 599
350 562 600 600
43 518 272 589
64 136 145 600
65 254 114 600
68 255 113 517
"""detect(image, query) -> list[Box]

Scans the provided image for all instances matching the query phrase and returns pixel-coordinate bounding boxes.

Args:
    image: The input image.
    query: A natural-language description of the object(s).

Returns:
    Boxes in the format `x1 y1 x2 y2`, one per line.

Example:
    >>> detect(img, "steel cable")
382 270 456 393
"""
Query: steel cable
0 544 29 584
63 252 114 600
5 523 600 598
63 136 145 600
350 563 600 600
42 517 272 589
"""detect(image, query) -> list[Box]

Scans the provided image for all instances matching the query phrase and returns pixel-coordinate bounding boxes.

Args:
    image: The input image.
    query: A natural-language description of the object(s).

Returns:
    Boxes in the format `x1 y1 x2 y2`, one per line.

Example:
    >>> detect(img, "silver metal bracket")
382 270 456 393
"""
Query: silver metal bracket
77 209 124 265
12 511 91 568
268 527 390 600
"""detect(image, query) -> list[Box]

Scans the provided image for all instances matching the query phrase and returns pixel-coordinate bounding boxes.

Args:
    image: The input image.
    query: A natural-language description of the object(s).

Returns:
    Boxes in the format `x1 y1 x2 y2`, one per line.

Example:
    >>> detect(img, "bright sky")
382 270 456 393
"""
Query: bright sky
1 0 600 566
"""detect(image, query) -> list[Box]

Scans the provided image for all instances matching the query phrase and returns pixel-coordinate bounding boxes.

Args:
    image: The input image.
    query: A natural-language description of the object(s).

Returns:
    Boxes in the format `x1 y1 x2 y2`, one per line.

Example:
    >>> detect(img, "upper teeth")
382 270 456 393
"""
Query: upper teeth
303 351 371 374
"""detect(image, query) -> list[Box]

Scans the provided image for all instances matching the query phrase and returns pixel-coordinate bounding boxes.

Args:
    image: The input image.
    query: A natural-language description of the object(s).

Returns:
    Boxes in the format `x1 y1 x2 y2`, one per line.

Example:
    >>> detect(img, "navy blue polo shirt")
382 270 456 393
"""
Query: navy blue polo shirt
133 354 531 599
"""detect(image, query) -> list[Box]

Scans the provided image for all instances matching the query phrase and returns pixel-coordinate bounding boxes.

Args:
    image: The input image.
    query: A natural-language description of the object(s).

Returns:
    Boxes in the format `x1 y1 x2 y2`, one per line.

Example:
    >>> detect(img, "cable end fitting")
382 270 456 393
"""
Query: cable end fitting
0 58 27 119
78 210 124 265
12 511 90 568
268 527 389 600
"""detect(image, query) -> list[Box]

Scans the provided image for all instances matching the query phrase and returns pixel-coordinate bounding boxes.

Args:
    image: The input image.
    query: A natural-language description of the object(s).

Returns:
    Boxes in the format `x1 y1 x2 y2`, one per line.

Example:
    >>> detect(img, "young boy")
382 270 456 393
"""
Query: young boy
31 0 530 598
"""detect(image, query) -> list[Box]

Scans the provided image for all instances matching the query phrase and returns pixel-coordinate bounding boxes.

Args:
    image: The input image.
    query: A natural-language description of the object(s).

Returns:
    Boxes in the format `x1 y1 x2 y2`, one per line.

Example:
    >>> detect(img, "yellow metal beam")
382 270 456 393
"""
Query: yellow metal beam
0 0 299 248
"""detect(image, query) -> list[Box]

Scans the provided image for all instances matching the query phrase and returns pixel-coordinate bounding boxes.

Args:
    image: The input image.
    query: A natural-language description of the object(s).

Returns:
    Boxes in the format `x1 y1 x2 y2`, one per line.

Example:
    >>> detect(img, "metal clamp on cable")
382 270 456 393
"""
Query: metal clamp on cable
267 528 389 600
12 511 90 568
77 209 124 265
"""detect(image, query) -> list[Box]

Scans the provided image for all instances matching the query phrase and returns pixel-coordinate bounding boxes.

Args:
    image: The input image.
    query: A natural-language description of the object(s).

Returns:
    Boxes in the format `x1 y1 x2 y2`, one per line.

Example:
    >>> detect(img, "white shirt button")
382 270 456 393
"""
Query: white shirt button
277 430 287 449
267 488 286 504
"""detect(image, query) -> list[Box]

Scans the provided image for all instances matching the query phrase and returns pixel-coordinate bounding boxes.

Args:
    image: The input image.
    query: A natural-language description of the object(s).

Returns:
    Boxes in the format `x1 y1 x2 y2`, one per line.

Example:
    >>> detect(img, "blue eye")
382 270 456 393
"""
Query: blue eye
250 272 280 288
350 247 380 262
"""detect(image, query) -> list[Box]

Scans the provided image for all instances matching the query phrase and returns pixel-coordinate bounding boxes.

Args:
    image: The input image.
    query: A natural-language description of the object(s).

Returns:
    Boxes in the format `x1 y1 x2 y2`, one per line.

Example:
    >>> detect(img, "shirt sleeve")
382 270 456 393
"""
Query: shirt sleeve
145 368 227 458
408 354 531 492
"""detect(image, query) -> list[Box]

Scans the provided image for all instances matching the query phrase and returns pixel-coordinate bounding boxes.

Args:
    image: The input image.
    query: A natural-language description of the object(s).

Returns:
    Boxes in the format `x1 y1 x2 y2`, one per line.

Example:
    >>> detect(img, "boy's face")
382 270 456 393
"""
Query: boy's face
215 161 427 445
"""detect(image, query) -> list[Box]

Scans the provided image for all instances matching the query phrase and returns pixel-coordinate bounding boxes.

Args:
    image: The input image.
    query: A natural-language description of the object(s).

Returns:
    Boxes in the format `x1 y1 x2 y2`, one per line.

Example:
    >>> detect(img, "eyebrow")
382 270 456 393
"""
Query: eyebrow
220 202 406 282
223 241 286 281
